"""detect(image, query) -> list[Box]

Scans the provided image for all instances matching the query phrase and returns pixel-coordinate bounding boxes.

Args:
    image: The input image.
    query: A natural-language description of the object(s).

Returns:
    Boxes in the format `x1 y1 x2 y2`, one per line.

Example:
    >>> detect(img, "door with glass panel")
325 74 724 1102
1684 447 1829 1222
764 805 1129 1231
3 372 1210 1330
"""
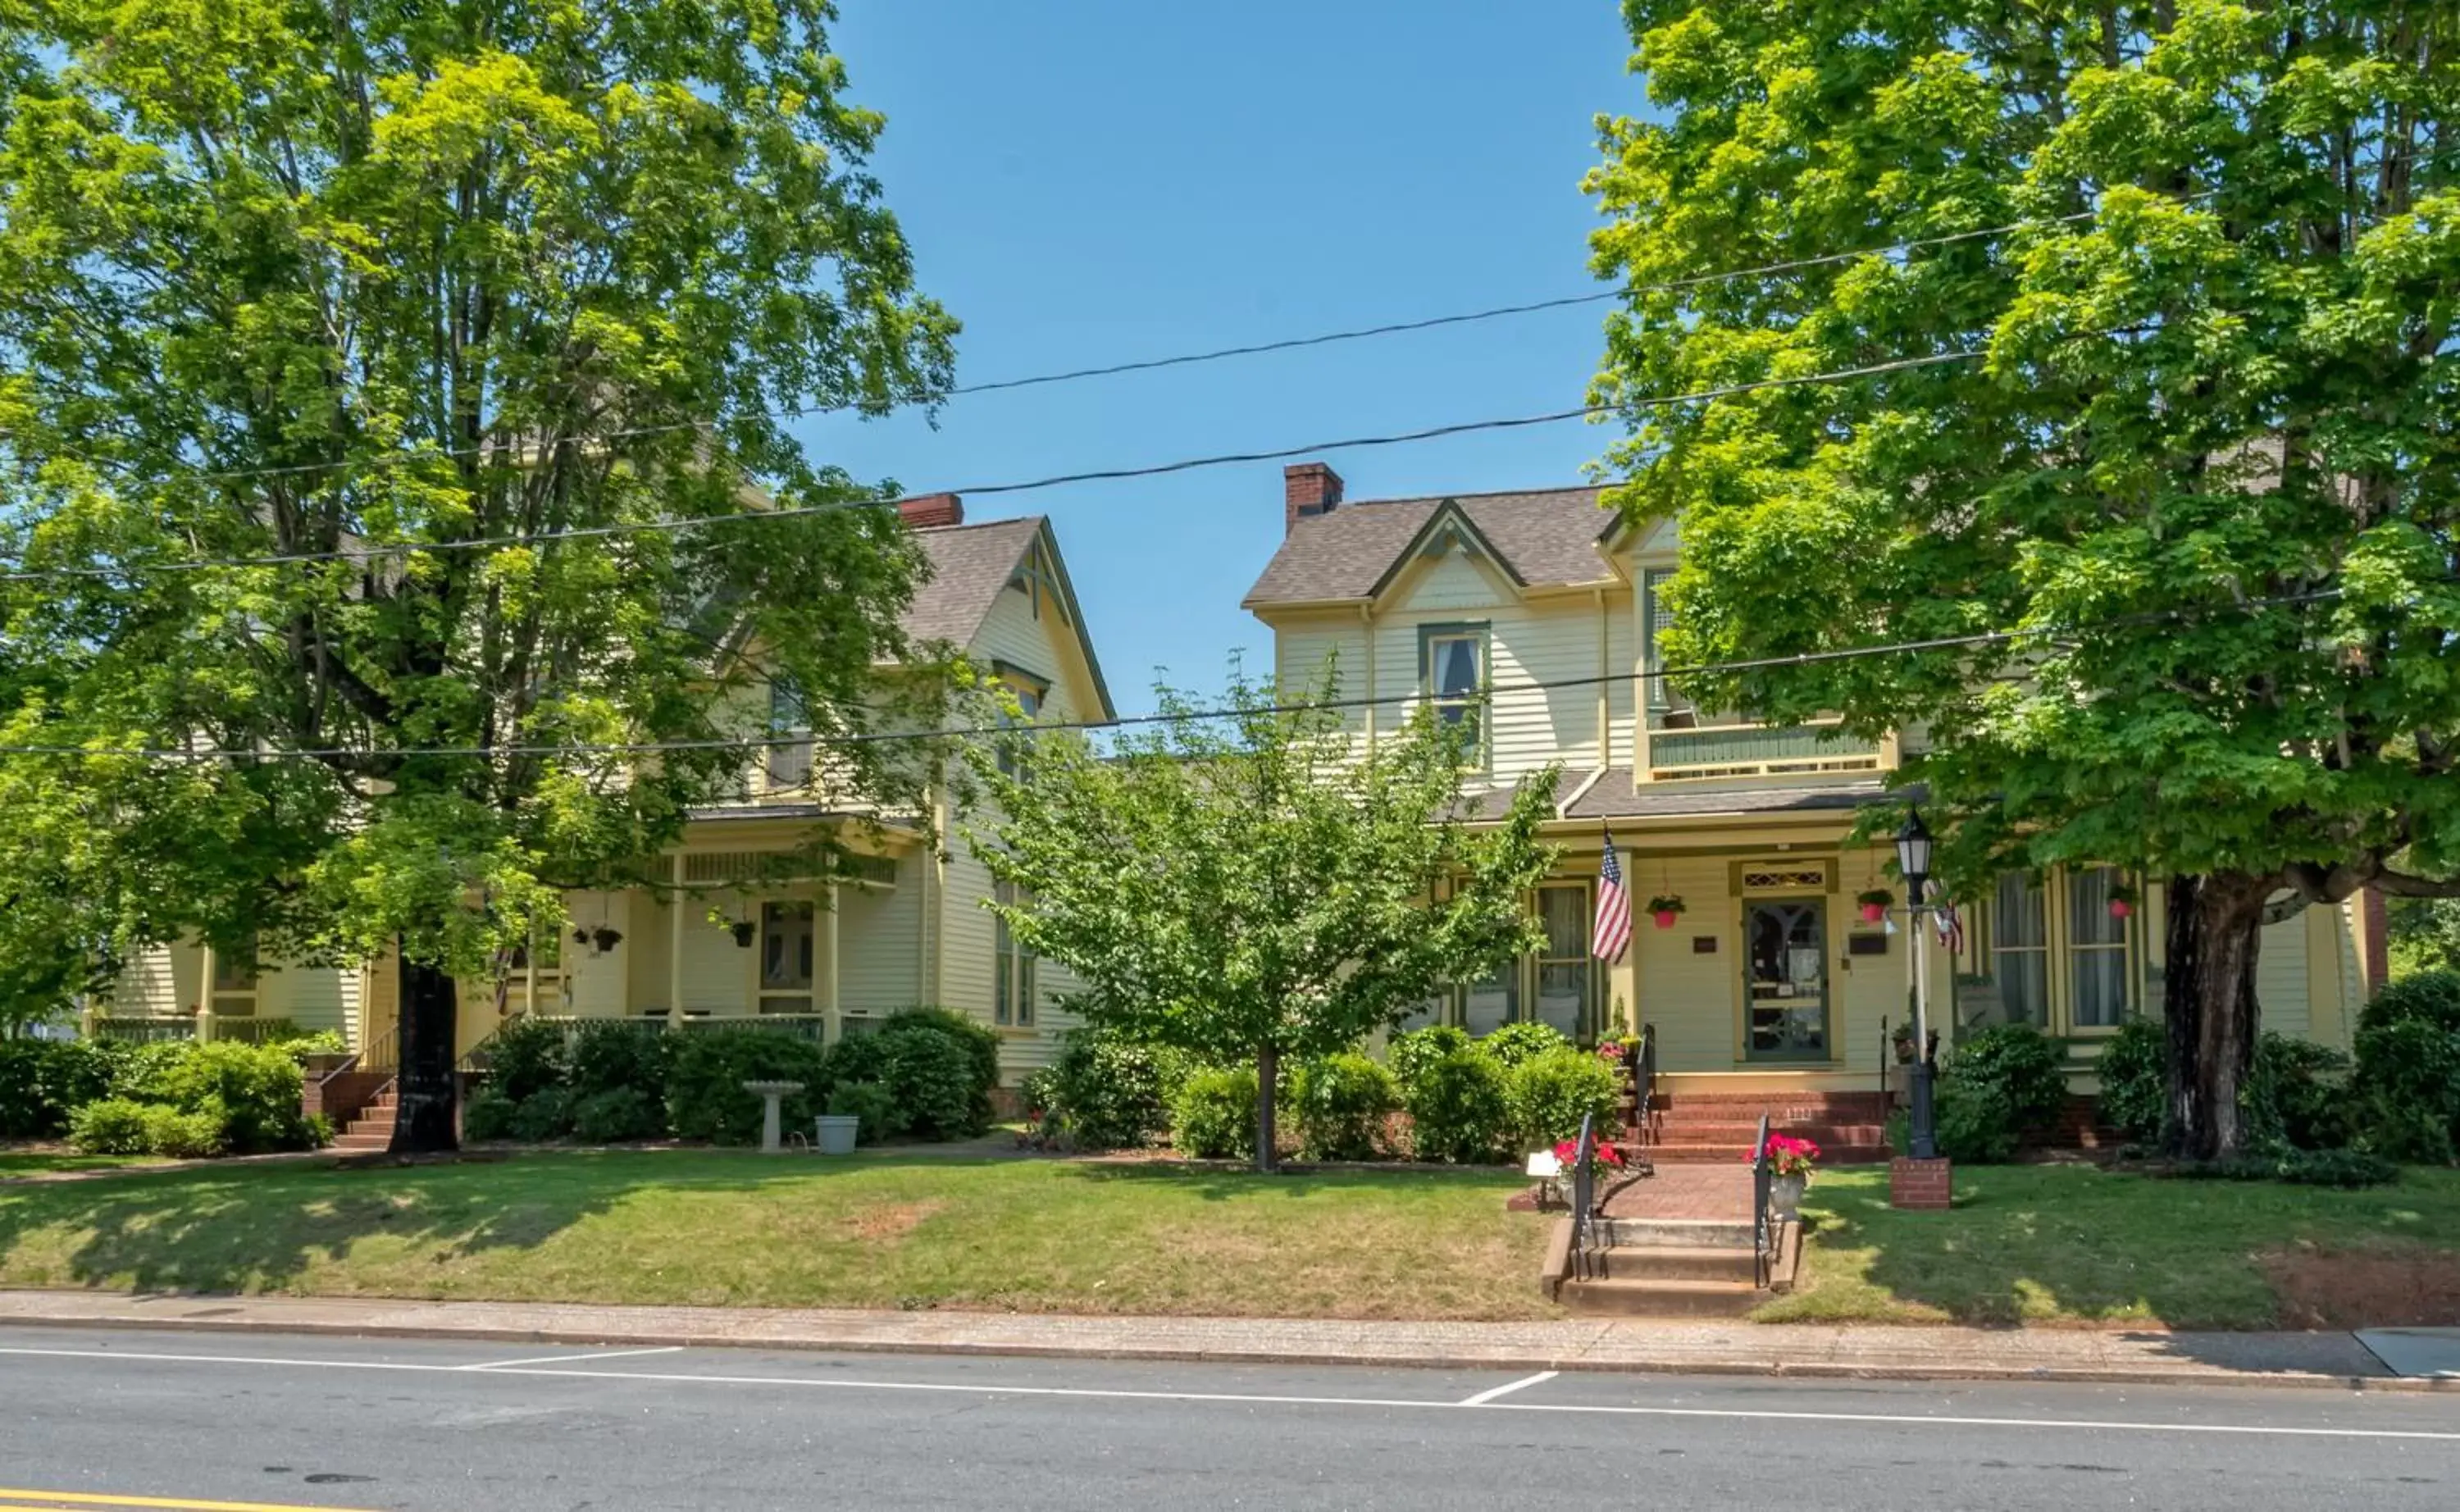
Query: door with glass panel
1533 882 1592 1039
758 901 815 1017
1742 899 1829 1060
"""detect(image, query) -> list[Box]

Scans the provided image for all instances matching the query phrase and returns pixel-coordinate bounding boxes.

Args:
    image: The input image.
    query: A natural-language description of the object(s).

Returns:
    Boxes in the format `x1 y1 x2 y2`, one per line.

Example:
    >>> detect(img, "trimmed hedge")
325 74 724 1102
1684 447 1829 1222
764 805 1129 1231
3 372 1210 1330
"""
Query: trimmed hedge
2353 970 2460 1164
1934 1023 2067 1164
663 1030 830 1145
1405 1050 1510 1164
1024 1030 1188 1150
1387 1026 1470 1094
1292 1053 1400 1161
1476 1021 1571 1071
1170 1067 1260 1159
1503 1047 1618 1150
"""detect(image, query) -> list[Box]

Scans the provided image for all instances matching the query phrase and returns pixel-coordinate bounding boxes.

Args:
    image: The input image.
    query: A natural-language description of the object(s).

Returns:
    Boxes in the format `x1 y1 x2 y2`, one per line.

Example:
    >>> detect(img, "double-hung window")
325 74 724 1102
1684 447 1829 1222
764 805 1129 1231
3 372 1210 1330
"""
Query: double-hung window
2065 867 2131 1027
996 684 1041 783
1990 872 2051 1026
1422 626 1486 766
767 674 812 792
1984 867 2136 1032
995 879 1037 1027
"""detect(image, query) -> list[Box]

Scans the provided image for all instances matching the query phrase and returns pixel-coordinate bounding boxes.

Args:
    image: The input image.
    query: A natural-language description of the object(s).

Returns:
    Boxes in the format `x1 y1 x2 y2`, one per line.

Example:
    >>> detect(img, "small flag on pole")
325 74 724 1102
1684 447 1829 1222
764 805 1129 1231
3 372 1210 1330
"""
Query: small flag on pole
1935 899 1964 954
1592 833 1633 962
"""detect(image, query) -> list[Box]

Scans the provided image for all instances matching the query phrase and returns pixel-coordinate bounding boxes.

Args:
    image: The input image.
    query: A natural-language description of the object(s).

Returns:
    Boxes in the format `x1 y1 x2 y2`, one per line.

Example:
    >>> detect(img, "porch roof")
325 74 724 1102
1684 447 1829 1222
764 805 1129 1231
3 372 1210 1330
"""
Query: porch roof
1559 768 1898 822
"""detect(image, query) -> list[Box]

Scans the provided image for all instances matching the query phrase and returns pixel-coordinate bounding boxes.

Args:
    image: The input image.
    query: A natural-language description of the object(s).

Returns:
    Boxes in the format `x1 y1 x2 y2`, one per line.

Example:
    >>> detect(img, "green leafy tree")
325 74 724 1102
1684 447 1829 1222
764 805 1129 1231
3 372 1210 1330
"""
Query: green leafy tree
0 1 955 1145
965 667 1559 1173
2389 898 2460 977
1588 1 2460 1159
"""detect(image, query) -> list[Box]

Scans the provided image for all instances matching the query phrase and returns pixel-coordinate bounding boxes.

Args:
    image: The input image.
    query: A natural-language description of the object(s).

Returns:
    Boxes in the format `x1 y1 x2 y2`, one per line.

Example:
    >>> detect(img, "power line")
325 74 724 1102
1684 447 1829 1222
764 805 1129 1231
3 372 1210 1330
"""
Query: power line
3 202 2127 499
0 349 1984 581
0 584 2358 762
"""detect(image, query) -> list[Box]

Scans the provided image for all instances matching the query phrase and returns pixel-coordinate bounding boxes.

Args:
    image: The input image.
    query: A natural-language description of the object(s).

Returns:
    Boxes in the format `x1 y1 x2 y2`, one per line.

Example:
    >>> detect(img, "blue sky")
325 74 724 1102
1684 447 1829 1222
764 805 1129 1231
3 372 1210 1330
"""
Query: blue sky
813 2 1642 714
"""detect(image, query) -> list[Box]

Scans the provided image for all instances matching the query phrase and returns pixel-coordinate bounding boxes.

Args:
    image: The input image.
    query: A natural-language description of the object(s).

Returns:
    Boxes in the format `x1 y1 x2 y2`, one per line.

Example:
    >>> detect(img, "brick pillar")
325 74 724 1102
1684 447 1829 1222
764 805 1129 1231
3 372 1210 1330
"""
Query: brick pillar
1889 1156 1953 1211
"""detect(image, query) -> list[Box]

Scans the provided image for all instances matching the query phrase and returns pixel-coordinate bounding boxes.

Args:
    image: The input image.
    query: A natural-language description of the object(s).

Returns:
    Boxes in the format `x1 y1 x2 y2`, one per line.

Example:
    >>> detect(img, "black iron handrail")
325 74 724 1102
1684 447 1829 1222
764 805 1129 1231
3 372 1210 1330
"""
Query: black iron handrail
1568 1111 1600 1282
1750 1110 1774 1290
1633 1023 1657 1148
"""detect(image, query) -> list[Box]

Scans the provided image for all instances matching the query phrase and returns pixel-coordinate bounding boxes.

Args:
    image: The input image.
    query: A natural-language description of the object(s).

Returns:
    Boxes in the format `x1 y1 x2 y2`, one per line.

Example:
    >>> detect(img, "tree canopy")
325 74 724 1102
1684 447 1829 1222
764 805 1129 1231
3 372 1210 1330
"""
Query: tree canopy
1588 0 2458 1156
0 0 955 1133
964 667 1559 1172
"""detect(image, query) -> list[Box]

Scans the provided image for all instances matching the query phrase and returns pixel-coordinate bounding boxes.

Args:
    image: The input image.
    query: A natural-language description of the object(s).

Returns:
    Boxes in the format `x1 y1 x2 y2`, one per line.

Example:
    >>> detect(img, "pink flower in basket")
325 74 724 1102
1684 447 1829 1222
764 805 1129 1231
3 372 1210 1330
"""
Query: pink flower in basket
1755 1132 1821 1177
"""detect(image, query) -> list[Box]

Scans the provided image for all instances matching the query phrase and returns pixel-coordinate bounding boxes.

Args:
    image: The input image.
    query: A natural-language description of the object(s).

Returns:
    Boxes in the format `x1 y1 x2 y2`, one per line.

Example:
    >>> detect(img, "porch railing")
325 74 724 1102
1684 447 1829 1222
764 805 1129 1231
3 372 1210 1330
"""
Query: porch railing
1567 1112 1602 1282
86 1014 198 1045
210 1017 303 1047
678 1012 831 1042
1750 1111 1774 1290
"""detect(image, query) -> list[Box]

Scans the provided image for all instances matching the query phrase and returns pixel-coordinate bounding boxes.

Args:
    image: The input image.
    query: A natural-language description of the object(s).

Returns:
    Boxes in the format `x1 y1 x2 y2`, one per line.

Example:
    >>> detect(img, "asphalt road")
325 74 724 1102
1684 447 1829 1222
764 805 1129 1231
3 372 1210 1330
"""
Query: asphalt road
2 1325 2456 1510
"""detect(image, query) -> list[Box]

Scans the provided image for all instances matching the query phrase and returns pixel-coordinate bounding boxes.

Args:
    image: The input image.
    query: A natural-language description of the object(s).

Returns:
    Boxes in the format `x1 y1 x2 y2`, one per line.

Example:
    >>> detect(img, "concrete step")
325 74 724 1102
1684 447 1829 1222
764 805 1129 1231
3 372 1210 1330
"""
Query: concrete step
1596 1217 1756 1249
330 1133 390 1151
1557 1276 1765 1318
1641 1141 1891 1164
1600 1245 1757 1283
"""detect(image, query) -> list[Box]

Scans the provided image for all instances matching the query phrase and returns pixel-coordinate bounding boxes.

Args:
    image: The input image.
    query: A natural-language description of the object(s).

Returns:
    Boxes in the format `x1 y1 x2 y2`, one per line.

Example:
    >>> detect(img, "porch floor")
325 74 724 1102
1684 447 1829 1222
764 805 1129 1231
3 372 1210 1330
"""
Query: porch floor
1599 1164 1752 1223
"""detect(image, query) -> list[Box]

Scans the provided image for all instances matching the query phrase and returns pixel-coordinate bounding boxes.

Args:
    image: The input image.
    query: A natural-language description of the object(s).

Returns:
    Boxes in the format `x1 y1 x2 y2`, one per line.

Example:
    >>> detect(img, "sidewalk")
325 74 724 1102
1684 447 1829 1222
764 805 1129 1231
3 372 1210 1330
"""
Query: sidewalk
0 1288 2446 1390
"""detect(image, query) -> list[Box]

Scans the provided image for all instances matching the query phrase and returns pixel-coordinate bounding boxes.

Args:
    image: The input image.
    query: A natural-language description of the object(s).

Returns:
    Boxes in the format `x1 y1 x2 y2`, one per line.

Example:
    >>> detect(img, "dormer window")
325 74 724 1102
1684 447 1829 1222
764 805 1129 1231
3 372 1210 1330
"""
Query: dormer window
1419 625 1487 766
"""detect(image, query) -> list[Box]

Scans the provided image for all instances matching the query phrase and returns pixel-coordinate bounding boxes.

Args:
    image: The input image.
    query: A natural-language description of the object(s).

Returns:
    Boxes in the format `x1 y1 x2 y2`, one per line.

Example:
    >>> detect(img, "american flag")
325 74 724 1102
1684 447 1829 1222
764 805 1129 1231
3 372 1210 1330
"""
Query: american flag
1592 834 1633 962
1934 899 1965 954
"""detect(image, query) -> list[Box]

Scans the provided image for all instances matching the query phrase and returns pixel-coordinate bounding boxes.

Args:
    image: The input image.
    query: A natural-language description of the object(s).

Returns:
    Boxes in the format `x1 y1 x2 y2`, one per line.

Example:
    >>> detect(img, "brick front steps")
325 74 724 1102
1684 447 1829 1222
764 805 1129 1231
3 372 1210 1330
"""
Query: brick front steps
1549 1214 1800 1318
1620 1090 1894 1166
330 1085 398 1152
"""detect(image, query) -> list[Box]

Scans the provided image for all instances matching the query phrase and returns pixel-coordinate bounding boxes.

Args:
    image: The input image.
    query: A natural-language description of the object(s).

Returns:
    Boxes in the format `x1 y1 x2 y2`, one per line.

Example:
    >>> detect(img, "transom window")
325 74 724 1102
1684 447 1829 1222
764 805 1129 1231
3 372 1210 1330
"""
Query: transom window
1421 626 1486 765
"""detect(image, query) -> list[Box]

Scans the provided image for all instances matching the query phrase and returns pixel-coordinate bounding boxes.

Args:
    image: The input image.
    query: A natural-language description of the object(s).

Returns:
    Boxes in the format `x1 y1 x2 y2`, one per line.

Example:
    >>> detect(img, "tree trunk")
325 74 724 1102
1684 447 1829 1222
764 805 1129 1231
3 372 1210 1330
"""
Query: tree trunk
2161 872 2269 1161
1255 1044 1280 1175
390 950 462 1154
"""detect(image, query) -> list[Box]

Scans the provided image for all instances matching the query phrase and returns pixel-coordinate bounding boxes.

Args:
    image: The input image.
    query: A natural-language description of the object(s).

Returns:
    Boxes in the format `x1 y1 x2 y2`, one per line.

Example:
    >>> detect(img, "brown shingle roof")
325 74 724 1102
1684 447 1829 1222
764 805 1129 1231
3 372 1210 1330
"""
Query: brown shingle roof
904 517 1043 646
1242 486 1616 607
1563 770 1897 821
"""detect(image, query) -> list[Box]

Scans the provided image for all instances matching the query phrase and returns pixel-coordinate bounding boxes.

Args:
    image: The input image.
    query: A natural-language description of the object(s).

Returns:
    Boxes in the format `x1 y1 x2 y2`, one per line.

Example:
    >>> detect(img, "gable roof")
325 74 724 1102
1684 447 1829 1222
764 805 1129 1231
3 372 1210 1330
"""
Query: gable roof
1242 485 1615 608
906 515 1116 721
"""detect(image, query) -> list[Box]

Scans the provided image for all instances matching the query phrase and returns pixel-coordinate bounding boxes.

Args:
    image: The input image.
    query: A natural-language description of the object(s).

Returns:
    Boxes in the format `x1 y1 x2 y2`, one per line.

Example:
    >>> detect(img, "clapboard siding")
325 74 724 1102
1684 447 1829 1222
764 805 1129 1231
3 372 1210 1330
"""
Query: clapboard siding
563 891 631 1017
111 943 191 1015
839 861 922 1013
2256 911 2312 1040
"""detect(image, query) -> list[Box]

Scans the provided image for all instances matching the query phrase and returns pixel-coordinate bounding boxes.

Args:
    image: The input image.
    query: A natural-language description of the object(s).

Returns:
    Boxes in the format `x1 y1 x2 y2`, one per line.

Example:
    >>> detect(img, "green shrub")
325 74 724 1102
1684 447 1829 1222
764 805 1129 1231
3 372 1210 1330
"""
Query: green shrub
485 1016 571 1104
1477 1021 1570 1071
2359 969 2460 1034
2179 1148 2401 1189
91 1041 314 1154
0 1039 125 1137
1171 1067 1260 1159
1503 1047 1619 1151
826 1081 899 1145
1934 1077 2020 1164
271 1029 348 1062
2244 1032 2350 1153
1405 1050 1510 1164
567 1020 670 1104
1934 1023 2067 1163
2353 1017 2460 1164
2096 1018 2167 1144
1031 1030 1188 1150
880 1008 1001 1116
877 1022 988 1140
663 1029 828 1145
142 1102 229 1159
462 1087 519 1141
66 1097 155 1154
1386 1026 1470 1093
510 1086 576 1142
1292 1053 1400 1161
571 1086 662 1143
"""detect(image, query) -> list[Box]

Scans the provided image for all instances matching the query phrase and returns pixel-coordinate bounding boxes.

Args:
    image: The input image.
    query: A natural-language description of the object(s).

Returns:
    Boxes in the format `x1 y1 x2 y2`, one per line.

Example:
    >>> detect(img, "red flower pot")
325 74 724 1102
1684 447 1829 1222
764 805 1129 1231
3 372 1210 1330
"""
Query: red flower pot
2109 899 2134 920
1859 903 1887 924
1651 909 1679 930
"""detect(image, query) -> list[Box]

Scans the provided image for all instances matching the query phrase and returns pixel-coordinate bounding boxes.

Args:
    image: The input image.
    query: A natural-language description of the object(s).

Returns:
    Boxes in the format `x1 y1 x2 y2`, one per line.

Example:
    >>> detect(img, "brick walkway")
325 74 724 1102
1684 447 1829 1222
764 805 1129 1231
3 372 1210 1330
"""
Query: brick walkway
1599 1163 1752 1221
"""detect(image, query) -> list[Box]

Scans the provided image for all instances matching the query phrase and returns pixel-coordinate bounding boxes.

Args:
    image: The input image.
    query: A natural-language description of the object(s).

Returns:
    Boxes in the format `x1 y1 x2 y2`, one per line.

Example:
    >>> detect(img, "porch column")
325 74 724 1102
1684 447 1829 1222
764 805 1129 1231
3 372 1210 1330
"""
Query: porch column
197 941 216 1043
667 852 686 1032
823 880 841 1044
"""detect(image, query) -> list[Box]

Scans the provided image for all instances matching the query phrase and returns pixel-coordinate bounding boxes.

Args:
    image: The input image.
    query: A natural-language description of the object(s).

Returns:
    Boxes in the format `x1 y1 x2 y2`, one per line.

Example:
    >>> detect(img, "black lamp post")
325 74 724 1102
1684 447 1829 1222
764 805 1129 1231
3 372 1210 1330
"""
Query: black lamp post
1895 808 1938 1160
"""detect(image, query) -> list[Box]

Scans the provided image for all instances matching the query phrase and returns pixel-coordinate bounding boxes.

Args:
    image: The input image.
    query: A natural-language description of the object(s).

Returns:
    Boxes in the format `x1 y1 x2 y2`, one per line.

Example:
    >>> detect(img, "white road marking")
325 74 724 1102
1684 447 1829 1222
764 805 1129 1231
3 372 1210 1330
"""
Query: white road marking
1460 1370 1557 1405
462 1346 685 1371
2 1344 2455 1443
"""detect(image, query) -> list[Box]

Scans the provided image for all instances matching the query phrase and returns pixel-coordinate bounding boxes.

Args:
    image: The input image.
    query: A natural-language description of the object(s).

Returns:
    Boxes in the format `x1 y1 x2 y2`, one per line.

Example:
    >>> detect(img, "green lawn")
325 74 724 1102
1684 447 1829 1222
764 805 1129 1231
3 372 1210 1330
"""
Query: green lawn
1765 1164 2460 1329
0 1150 1553 1320
0 1150 167 1177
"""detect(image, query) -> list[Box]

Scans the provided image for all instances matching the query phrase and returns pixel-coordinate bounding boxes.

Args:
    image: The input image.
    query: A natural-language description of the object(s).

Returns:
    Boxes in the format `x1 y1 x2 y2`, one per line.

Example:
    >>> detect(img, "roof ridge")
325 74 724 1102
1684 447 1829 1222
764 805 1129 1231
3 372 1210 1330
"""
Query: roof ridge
913 513 1045 535
1340 483 1601 511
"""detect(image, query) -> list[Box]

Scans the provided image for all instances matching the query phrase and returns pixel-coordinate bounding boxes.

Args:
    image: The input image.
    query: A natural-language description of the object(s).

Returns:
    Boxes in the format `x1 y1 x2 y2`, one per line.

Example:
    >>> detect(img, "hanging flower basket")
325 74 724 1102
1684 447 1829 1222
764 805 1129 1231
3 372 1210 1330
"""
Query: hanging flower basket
1855 887 1894 925
1646 895 1685 930
2107 883 2139 921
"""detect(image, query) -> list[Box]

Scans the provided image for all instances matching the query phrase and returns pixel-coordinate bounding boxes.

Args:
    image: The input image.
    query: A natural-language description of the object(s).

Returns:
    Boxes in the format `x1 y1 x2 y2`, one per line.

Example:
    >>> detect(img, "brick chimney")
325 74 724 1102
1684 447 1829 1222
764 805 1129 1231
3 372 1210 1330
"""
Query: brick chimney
1284 462 1343 533
895 492 963 530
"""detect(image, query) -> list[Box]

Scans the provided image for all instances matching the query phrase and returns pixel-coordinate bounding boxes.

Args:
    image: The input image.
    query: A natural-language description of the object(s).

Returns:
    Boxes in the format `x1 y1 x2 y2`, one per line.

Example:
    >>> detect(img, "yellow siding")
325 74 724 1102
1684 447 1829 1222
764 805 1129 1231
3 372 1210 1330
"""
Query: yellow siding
2256 911 2312 1040
112 942 194 1015
1629 855 1738 1068
840 862 922 1014
259 963 353 1035
563 891 631 1017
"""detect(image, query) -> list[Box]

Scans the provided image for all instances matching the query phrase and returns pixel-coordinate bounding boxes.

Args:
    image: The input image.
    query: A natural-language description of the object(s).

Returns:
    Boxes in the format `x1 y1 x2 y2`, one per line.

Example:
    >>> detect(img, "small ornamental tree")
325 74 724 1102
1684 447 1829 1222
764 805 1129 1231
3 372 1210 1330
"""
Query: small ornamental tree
1588 0 2460 1159
965 667 1558 1173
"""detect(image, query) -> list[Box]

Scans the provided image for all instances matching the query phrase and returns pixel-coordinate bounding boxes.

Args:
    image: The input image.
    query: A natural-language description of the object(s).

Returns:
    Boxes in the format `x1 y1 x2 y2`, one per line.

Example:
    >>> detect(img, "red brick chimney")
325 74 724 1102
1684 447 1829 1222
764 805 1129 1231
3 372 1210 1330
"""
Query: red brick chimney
895 492 963 530
1284 462 1343 534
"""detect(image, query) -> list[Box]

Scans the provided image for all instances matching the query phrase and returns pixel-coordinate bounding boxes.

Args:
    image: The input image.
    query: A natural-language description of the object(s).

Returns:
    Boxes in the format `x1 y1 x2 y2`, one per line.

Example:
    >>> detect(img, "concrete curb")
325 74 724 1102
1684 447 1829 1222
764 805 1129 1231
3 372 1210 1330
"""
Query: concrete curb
0 1291 2449 1392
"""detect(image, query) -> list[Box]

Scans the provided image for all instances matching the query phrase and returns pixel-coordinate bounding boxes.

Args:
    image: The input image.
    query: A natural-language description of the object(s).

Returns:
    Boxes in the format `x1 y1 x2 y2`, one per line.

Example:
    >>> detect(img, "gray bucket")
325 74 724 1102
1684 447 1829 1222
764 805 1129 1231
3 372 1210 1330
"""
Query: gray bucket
813 1114 861 1155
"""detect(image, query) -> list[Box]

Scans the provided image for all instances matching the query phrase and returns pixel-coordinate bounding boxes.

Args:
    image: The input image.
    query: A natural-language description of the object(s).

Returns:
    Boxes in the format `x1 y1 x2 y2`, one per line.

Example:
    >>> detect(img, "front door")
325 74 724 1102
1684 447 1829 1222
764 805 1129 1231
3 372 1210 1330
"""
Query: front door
1743 899 1829 1060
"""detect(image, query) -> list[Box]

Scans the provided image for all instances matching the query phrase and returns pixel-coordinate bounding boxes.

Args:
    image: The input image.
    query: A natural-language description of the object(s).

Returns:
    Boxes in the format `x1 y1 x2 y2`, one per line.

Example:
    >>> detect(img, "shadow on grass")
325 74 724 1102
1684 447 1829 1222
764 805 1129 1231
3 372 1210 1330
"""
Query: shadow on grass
1785 1163 2460 1337
0 1146 1525 1296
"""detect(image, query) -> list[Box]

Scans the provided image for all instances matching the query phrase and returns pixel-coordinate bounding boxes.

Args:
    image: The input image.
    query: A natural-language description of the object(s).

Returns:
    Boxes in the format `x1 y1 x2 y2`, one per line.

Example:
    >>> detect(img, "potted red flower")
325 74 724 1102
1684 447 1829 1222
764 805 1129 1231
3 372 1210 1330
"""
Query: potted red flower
1754 1132 1821 1218
1854 888 1894 925
2107 882 2139 920
1553 1137 1624 1176
1646 894 1685 930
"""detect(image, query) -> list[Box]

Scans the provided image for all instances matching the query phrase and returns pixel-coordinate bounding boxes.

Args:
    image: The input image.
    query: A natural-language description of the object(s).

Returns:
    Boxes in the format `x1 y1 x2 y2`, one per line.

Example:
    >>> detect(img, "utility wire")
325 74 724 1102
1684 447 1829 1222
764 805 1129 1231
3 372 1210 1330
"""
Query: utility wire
0 584 2360 762
2 202 2127 498
0 349 1982 582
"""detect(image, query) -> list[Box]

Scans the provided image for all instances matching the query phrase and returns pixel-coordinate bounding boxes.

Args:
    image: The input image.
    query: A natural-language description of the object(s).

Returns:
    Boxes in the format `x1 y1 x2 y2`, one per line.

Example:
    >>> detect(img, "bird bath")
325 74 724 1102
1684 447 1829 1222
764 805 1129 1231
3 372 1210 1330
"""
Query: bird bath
741 1080 806 1153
